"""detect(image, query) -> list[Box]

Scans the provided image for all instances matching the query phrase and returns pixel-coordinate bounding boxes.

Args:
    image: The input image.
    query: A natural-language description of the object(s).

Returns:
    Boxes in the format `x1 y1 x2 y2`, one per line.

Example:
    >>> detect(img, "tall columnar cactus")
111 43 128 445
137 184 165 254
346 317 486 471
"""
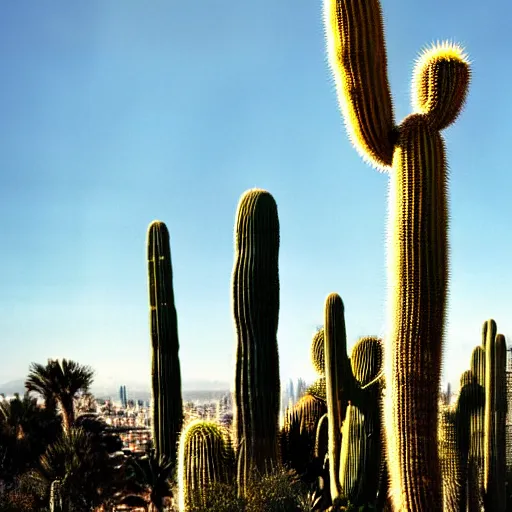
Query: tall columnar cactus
147 220 183 466
469 343 486 495
178 420 235 511
324 294 383 507
324 1 470 509
483 324 507 511
232 188 281 493
49 479 63 512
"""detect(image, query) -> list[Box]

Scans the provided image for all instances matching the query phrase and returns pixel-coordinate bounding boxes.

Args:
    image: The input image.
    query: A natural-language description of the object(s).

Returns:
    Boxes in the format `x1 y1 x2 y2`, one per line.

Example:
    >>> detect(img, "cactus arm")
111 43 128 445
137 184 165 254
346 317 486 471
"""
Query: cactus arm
483 319 497 503
323 292 348 501
412 44 471 131
323 0 396 169
339 404 365 502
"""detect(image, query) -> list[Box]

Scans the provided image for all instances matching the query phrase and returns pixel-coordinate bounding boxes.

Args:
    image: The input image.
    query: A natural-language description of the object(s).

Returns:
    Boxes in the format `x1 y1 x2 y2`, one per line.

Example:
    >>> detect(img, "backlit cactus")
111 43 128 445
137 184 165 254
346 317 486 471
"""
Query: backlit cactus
324 0 470 509
147 220 183 466
178 420 235 511
232 189 281 494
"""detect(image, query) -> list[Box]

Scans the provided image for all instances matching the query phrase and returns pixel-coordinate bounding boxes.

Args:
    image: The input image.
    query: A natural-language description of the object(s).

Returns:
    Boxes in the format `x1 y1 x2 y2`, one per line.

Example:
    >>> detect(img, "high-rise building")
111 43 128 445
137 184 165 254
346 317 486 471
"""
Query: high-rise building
119 385 128 408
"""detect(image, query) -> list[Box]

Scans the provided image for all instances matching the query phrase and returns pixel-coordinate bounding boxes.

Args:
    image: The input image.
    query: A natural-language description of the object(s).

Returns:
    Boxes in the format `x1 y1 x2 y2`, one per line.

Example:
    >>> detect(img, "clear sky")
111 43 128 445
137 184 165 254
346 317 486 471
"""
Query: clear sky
1 0 511 394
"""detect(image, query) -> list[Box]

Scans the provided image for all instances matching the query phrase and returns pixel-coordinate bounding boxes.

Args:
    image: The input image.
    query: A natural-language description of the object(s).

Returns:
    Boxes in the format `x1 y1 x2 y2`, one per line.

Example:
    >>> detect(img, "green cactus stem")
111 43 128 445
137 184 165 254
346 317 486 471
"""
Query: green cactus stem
324 293 352 501
324 0 470 509
232 188 281 494
147 220 183 466
483 323 507 511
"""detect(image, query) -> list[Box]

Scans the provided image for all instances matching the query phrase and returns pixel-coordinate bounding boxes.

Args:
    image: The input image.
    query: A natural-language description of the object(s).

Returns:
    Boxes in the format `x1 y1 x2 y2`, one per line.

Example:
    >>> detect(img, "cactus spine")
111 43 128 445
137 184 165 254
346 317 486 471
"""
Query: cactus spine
147 220 183 466
232 189 281 494
178 420 235 511
324 0 470 509
49 479 63 512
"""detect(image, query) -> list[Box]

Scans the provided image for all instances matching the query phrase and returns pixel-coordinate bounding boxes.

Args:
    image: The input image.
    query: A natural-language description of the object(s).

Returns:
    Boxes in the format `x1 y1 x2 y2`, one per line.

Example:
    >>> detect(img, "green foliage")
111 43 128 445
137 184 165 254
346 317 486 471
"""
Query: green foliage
25 359 94 434
184 467 313 512
0 392 61 486
27 427 124 511
123 450 175 512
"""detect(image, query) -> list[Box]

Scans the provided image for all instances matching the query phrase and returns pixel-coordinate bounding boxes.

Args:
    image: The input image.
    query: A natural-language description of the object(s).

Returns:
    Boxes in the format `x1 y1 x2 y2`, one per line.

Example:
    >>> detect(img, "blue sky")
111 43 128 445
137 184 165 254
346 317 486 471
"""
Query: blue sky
1 0 511 394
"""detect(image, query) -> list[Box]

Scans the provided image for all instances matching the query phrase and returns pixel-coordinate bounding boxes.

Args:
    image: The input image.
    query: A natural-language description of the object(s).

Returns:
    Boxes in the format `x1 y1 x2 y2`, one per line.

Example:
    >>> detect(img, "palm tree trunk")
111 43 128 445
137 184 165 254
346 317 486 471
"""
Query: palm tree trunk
59 396 75 434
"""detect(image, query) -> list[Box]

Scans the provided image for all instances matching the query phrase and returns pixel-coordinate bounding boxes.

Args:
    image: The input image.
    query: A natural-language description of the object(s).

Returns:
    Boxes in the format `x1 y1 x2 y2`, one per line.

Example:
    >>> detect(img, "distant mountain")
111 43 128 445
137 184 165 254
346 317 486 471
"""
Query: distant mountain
0 379 25 396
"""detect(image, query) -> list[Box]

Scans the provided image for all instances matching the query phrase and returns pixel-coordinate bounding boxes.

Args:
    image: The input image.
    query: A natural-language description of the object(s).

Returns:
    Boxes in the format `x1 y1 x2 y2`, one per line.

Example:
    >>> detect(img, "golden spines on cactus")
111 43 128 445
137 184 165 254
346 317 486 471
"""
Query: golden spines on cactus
311 328 325 376
385 113 447 511
350 336 383 387
324 0 471 508
323 0 395 169
412 43 471 131
438 407 462 512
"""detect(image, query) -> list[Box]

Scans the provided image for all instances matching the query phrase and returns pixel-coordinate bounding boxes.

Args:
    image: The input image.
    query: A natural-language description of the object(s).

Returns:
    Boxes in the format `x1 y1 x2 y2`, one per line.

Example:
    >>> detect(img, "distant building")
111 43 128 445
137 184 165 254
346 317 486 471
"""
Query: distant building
119 385 128 408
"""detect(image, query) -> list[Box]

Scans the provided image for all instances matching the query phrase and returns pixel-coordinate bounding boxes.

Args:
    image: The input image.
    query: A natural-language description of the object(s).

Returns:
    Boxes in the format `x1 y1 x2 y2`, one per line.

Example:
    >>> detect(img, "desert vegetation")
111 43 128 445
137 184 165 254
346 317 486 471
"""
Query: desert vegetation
1 0 511 510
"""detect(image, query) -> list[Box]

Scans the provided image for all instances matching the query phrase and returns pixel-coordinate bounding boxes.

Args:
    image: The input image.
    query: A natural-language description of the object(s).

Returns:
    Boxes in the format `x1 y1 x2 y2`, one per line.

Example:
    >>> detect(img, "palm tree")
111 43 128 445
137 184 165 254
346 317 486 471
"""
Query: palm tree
29 427 125 511
122 450 175 512
25 359 94 434
0 393 61 485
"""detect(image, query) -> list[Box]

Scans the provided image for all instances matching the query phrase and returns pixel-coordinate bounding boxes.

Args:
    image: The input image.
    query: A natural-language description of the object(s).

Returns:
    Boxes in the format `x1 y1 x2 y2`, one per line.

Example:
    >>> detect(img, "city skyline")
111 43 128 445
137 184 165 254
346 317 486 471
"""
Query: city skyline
1 0 511 393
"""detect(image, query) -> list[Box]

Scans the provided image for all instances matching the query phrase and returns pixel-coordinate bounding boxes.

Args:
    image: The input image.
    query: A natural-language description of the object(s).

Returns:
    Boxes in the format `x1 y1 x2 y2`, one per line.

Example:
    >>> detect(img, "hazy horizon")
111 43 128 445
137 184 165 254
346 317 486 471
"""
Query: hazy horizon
1 0 511 395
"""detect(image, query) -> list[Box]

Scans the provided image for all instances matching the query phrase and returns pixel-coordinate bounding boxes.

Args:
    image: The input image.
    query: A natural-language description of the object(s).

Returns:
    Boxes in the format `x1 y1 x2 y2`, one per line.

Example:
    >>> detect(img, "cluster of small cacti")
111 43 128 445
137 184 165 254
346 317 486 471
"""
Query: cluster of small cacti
437 319 508 511
145 198 508 512
141 1 509 511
